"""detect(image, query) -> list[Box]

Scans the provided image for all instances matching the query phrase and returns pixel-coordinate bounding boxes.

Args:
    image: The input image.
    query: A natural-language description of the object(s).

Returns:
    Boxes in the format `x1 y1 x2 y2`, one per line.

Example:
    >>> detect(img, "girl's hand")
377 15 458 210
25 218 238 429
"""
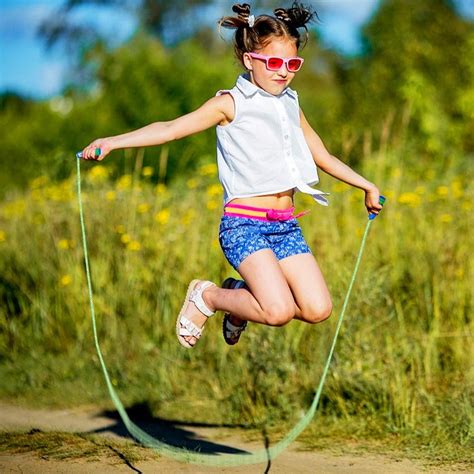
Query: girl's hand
365 185 383 216
81 138 114 161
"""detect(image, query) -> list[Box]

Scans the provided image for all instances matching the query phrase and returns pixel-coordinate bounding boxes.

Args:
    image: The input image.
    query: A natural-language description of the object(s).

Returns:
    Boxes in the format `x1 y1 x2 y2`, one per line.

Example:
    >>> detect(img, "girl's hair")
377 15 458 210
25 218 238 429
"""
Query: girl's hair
218 2 318 66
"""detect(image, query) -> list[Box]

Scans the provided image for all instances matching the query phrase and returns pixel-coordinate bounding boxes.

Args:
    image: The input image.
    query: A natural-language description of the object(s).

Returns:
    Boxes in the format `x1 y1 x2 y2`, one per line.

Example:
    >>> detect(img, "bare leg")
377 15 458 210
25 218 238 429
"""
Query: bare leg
180 251 332 346
224 252 332 326
180 249 295 345
278 253 333 323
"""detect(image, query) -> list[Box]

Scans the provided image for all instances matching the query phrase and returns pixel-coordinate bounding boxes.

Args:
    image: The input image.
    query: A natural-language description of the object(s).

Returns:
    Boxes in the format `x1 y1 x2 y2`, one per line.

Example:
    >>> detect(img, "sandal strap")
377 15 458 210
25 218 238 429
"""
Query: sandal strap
179 316 202 338
224 319 247 338
189 281 215 318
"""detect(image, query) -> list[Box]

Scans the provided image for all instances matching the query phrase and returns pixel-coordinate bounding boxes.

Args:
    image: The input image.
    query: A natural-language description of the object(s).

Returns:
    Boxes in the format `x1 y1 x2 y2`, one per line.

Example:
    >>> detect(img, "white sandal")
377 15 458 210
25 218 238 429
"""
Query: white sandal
176 279 216 349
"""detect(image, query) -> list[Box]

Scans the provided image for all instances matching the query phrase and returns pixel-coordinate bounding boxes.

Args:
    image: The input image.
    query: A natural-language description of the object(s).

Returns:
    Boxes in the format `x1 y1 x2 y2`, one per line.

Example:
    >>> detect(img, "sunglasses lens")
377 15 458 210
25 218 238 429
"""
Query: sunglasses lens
288 58 303 72
267 57 284 70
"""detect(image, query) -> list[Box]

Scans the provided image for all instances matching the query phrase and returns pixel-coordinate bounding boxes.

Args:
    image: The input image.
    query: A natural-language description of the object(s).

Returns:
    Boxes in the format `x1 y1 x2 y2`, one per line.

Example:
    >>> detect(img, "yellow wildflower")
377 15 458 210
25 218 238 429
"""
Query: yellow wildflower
207 200 219 210
462 201 472 212
206 184 222 197
199 163 218 177
58 239 70 250
137 203 150 214
127 240 141 251
142 166 154 177
155 183 167 195
439 214 453 223
0 231 5 243
88 165 109 182
155 209 170 225
45 185 63 201
106 191 116 201
436 186 449 197
115 225 126 234
116 174 132 190
4 199 26 218
398 192 421 207
59 275 72 287
451 180 463 199
121 233 131 244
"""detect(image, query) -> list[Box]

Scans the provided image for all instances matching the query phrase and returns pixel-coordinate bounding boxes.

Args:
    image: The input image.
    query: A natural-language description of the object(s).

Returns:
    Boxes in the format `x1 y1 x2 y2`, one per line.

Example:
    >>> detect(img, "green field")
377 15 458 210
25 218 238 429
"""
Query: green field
0 145 472 465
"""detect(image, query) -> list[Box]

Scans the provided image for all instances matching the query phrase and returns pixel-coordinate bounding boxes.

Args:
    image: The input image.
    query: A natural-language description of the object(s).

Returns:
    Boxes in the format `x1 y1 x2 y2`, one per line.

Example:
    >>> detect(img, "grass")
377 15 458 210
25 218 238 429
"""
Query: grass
0 142 472 466
0 429 158 465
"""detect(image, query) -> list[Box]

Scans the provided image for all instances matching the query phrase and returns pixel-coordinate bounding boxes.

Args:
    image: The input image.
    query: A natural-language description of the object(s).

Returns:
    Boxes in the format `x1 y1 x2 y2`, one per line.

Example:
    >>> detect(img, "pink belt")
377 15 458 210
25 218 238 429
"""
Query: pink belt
223 203 310 222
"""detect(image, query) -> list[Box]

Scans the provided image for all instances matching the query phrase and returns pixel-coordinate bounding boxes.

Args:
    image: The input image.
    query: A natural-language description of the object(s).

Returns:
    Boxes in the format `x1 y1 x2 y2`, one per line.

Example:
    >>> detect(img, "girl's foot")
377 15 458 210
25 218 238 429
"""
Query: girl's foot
176 280 216 348
221 278 248 345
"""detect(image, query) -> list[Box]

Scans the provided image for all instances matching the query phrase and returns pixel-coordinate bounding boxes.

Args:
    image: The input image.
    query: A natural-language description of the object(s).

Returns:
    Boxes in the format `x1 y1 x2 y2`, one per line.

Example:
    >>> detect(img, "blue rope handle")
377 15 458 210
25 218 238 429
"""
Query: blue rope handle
76 152 385 466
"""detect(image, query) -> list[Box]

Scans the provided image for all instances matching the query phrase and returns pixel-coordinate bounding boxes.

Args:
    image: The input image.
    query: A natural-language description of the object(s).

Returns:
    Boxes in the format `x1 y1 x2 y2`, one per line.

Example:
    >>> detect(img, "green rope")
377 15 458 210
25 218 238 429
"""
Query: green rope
76 157 377 466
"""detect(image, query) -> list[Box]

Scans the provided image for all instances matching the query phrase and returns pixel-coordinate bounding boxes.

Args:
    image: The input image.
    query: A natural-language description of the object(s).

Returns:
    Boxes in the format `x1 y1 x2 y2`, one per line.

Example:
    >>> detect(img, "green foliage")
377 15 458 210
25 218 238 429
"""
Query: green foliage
339 0 474 157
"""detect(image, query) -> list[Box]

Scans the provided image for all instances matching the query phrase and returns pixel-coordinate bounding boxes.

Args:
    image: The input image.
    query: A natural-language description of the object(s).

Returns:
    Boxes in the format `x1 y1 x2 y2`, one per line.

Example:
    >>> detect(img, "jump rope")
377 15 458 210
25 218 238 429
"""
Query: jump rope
75 149 385 466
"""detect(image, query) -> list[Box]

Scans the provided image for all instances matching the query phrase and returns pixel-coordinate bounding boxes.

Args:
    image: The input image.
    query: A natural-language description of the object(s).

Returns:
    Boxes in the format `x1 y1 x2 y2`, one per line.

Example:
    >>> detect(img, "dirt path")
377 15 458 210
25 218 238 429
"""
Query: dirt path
0 403 465 473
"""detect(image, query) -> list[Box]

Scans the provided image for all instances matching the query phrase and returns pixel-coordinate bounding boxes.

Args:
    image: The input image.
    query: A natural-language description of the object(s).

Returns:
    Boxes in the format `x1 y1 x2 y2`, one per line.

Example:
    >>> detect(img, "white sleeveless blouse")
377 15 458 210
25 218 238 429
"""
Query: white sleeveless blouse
215 74 328 206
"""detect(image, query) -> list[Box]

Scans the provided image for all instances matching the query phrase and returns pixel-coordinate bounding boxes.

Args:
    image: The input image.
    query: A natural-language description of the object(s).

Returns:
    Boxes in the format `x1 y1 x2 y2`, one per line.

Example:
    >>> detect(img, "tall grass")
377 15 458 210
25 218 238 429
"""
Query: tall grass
0 141 472 460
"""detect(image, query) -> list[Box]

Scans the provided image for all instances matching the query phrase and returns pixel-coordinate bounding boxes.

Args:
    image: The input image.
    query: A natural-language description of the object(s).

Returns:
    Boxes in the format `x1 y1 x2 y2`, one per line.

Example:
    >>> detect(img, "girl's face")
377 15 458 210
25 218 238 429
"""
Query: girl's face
243 37 299 96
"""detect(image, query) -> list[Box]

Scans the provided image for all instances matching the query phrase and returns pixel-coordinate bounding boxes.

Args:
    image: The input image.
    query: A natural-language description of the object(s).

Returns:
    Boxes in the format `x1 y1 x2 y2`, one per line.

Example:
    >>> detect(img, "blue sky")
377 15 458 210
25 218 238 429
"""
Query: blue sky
1 0 473 99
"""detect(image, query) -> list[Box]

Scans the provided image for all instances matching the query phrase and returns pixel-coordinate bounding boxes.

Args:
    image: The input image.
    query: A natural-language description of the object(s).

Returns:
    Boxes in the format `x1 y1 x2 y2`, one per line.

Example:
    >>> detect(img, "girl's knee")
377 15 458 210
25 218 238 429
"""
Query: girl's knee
262 301 294 327
302 299 333 324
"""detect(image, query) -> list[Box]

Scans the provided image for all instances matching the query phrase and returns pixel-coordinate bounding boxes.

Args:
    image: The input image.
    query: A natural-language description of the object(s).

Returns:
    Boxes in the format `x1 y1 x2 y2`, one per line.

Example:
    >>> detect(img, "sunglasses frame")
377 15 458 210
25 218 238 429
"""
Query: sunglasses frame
248 52 304 72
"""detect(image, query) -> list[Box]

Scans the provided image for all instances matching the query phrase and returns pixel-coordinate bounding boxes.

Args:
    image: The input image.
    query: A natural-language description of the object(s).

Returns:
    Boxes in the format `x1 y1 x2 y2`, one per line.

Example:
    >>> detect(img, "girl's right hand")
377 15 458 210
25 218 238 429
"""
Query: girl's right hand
81 138 114 161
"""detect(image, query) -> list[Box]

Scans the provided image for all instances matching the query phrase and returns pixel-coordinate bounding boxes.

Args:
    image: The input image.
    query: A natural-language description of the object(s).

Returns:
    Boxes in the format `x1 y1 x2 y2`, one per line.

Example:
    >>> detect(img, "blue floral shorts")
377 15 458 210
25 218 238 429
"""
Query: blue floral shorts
219 215 312 271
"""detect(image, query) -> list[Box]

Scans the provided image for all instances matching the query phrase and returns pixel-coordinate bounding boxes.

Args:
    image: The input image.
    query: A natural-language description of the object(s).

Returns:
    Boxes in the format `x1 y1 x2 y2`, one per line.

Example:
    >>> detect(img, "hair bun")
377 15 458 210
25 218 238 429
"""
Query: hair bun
274 2 317 29
232 3 252 21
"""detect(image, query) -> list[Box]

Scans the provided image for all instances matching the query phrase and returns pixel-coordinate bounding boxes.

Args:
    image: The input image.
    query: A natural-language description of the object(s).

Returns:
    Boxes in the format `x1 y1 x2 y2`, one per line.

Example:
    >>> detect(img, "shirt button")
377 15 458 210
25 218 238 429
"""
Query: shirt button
284 135 289 140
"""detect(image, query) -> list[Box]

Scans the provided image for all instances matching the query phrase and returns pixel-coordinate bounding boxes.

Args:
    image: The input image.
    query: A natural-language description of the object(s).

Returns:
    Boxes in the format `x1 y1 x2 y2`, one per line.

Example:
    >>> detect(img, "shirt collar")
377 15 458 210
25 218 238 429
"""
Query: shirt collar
236 73 298 100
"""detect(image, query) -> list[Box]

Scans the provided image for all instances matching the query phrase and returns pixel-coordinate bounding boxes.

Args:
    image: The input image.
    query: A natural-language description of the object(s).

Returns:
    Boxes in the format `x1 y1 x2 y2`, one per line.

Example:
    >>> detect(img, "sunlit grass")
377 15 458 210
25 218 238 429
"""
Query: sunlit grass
0 149 472 465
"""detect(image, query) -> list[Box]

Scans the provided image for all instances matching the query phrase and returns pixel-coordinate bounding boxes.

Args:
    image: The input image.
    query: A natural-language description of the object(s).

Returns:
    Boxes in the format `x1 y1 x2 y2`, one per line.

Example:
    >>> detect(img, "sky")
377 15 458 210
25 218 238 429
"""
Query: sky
1 0 473 99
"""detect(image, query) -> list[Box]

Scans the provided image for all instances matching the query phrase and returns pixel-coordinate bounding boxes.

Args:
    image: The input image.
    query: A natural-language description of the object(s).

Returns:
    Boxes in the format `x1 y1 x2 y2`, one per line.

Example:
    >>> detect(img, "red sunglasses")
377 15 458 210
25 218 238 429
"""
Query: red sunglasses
248 52 304 72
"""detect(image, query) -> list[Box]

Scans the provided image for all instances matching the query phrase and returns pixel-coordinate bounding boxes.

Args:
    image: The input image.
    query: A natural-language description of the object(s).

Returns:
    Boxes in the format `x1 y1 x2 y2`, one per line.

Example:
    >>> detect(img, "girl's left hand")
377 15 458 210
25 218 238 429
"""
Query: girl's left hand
365 186 383 216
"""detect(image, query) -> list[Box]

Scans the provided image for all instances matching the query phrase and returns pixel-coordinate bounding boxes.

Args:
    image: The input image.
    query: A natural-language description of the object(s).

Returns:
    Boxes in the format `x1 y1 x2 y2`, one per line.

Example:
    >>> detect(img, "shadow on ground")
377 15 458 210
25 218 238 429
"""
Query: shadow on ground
88 402 252 456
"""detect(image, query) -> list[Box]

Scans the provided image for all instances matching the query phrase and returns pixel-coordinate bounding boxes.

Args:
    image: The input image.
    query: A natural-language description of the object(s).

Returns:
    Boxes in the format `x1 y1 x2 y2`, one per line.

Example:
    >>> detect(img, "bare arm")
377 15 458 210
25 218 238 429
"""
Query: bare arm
300 108 382 214
80 94 233 160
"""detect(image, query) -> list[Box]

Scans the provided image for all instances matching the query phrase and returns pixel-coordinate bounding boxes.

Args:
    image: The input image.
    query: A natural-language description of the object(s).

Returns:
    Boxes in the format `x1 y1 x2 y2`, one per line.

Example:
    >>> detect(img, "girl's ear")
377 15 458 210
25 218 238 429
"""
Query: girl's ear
242 52 253 71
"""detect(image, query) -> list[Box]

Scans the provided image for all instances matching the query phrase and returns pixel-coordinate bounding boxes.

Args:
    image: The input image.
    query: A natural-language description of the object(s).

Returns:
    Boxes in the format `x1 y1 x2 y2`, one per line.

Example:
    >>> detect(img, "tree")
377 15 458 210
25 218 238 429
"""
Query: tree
338 0 473 157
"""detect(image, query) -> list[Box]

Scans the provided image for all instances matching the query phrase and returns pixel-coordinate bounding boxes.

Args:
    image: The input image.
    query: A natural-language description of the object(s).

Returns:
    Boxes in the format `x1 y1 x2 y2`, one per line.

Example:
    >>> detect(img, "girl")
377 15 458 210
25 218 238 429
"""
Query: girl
80 3 382 349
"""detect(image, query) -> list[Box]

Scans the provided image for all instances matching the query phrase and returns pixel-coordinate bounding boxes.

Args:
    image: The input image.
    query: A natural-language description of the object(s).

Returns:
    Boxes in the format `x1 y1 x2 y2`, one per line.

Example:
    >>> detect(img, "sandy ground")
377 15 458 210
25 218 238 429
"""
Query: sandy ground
0 402 468 473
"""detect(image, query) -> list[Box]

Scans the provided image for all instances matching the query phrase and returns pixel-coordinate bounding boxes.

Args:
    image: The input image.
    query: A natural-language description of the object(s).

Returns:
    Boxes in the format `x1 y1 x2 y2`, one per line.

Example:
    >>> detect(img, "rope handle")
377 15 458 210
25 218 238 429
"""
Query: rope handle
369 195 386 220
76 148 102 159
